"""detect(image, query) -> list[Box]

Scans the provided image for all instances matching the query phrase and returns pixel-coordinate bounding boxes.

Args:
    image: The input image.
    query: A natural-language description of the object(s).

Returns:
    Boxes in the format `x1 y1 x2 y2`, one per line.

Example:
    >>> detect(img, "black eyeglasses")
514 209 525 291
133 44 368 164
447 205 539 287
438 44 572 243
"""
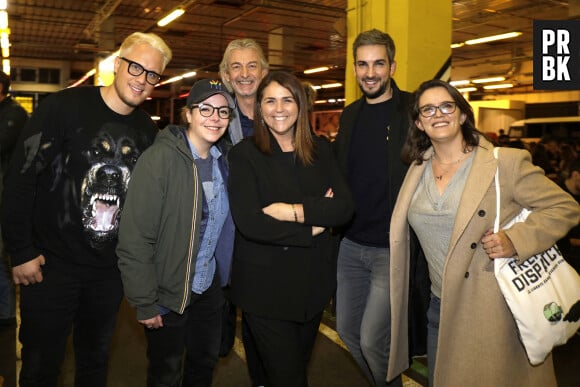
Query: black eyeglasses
190 104 232 119
418 102 457 117
119 57 162 85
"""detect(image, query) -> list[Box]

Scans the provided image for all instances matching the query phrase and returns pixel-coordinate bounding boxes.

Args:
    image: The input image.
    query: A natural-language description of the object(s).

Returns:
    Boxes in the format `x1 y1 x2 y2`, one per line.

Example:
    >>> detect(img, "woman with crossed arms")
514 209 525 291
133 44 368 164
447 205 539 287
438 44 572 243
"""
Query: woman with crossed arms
227 71 353 387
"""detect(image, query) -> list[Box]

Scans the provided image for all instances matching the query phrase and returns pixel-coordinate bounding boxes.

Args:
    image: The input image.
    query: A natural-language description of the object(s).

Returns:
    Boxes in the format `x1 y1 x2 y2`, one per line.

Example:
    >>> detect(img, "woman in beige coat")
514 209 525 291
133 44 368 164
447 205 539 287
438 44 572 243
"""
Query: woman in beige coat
387 79 580 386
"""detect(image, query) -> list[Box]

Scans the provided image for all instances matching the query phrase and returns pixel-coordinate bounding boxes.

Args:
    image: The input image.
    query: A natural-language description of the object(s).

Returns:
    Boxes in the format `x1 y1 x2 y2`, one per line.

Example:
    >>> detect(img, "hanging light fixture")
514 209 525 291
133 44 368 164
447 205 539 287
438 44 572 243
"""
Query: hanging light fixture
465 32 522 45
0 0 10 72
472 76 506 84
157 8 185 27
483 83 514 90
304 66 329 74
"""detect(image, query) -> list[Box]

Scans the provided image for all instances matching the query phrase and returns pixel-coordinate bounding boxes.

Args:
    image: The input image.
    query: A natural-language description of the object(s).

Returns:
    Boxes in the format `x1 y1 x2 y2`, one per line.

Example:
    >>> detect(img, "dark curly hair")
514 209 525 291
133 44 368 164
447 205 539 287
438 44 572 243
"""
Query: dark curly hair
401 79 485 165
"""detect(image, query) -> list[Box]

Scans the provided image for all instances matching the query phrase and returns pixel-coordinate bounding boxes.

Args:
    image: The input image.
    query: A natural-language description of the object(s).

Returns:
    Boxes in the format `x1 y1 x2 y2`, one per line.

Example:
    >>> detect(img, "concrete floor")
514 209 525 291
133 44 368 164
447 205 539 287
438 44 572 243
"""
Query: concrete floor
19 298 417 387
83 299 398 387
1 297 579 386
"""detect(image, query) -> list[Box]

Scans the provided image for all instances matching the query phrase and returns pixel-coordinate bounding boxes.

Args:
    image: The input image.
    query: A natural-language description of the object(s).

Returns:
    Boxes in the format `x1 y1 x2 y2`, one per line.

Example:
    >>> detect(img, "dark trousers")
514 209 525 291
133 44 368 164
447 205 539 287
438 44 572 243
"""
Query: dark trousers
242 314 268 386
18 264 123 387
0 315 16 387
145 275 224 387
243 311 322 387
0 251 16 387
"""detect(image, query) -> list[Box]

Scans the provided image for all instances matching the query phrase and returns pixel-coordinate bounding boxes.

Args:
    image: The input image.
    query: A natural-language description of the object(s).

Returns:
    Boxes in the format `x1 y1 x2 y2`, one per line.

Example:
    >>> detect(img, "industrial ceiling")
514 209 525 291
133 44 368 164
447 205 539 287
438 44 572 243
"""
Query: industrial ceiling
6 0 580 101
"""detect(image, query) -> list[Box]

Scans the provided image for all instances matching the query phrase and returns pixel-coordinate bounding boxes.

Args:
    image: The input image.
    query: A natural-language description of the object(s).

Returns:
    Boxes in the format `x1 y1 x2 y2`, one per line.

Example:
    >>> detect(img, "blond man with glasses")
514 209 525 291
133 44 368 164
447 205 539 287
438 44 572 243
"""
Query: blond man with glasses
1 32 171 386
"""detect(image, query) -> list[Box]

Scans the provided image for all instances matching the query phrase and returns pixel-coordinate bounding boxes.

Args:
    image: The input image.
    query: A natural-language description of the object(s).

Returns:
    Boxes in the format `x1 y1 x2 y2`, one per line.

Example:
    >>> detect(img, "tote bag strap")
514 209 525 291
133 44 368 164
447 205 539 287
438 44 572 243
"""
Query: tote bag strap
493 147 501 233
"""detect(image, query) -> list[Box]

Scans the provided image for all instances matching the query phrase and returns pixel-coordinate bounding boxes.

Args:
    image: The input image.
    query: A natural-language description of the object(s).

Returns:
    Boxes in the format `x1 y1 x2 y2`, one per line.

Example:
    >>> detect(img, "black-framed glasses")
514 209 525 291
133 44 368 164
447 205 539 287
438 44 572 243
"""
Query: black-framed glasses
119 57 162 85
190 104 232 119
418 102 457 117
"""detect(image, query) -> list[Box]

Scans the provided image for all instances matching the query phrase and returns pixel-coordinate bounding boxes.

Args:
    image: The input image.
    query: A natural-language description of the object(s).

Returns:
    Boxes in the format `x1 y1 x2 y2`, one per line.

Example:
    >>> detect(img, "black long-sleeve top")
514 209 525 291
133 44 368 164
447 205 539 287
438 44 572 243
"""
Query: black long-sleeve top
228 135 354 322
1 86 157 272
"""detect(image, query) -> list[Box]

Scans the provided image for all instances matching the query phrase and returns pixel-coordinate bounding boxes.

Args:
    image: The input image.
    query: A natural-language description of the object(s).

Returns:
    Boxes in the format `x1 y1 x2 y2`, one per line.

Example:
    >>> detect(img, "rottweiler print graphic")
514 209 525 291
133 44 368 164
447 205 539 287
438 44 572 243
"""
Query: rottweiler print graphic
81 123 142 249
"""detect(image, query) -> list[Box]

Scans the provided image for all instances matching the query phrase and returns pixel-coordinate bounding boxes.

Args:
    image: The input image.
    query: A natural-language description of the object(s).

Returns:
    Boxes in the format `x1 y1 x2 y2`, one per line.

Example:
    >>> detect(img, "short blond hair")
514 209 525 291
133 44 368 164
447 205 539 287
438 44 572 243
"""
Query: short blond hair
120 32 173 70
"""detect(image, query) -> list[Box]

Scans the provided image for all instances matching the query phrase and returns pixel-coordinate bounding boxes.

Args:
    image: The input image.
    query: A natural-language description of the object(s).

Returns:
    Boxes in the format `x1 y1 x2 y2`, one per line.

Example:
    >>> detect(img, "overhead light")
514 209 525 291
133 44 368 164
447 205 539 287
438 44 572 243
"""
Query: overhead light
449 80 470 86
483 83 514 90
457 87 478 93
0 32 9 53
0 9 9 62
320 82 342 89
159 75 184 85
2 58 8 74
0 10 7 29
450 42 464 49
156 71 197 87
0 1 6 10
311 82 342 91
181 71 197 78
472 76 506 84
304 66 329 74
315 98 346 104
157 8 185 27
465 32 522 45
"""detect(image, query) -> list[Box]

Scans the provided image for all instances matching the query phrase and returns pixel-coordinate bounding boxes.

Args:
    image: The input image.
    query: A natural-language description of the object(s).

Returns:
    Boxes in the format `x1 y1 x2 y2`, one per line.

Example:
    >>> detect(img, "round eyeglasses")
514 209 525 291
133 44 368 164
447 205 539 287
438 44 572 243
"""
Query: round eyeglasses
190 104 232 119
418 102 457 118
119 57 162 86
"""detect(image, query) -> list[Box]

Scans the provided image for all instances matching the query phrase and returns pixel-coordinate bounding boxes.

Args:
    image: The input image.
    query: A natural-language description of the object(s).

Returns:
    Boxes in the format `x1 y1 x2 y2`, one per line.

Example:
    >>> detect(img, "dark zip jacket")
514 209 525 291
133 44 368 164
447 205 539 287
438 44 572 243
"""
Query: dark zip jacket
117 126 204 320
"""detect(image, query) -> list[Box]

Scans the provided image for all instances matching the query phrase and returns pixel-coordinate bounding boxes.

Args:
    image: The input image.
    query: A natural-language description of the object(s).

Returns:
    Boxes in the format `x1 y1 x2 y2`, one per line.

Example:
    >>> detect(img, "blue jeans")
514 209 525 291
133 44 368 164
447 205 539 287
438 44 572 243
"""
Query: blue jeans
427 294 440 387
18 262 123 387
145 274 224 387
336 238 401 387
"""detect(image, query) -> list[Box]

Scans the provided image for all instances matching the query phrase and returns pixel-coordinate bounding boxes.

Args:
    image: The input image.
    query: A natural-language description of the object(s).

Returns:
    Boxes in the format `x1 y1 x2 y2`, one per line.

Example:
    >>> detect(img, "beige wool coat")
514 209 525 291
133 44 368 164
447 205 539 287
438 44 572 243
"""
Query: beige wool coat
387 137 580 386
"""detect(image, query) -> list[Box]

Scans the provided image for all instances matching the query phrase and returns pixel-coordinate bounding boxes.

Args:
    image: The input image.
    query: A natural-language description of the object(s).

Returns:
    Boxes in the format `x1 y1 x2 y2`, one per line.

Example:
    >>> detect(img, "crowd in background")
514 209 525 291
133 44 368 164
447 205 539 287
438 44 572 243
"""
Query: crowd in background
493 134 579 270
495 132 579 183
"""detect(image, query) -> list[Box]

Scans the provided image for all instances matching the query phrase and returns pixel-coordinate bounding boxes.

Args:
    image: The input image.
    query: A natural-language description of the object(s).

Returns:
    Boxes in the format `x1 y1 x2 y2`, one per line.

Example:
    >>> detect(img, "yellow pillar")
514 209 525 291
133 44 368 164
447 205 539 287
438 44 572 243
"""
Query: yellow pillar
345 0 451 104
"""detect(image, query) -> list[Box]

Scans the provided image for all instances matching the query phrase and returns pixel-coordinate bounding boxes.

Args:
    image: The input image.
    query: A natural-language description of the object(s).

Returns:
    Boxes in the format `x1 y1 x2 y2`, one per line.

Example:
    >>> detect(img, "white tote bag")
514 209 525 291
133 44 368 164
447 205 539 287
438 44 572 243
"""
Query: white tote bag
493 147 580 365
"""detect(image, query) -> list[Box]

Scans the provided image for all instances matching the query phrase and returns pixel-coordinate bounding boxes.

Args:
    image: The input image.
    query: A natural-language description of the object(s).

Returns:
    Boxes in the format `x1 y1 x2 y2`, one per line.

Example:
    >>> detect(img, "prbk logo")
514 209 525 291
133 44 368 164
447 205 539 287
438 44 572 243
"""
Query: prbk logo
534 20 580 90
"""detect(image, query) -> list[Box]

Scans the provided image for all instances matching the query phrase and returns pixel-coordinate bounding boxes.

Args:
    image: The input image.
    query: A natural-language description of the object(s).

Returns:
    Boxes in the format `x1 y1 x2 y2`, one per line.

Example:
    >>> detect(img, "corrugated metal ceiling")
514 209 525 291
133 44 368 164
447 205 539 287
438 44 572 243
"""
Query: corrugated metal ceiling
6 0 580 96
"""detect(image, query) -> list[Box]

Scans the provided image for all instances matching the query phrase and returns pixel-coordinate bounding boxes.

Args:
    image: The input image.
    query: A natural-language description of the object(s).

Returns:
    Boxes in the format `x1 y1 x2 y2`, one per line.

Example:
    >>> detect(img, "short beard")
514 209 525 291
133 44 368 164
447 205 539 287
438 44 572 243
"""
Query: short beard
114 79 140 109
359 78 389 100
